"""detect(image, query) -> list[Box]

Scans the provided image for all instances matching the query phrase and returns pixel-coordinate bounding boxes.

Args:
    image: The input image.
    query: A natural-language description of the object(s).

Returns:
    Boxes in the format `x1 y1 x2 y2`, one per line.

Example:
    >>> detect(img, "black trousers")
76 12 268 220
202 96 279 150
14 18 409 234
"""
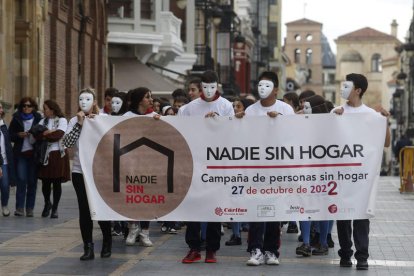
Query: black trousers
42 178 62 210
247 222 281 257
185 222 221 251
72 173 111 244
337 219 370 261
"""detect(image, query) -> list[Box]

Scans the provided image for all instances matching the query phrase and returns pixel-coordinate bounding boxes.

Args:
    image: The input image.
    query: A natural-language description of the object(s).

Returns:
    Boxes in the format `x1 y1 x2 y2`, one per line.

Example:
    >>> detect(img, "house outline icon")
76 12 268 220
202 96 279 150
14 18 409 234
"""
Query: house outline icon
113 134 174 194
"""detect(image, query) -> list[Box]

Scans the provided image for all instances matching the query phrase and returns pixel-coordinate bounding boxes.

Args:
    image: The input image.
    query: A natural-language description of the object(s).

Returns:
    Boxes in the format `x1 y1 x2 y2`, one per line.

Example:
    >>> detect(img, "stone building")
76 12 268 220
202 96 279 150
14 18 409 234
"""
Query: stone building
335 27 401 110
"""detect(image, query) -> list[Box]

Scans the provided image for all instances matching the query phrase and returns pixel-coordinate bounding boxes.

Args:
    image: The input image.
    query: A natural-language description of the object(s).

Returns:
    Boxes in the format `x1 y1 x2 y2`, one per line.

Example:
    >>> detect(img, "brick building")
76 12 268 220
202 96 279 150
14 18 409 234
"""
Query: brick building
0 0 107 119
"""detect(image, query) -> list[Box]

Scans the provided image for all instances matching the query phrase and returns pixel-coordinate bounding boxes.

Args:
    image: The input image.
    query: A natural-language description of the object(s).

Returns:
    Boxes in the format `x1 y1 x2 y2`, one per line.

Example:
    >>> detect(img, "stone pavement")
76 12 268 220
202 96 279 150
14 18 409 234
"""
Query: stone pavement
1 176 414 275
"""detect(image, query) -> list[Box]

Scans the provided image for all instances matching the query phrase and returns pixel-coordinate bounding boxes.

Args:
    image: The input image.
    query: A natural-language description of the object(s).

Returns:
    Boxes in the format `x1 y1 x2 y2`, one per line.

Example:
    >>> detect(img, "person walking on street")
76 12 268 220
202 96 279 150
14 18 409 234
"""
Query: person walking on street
332 73 391 270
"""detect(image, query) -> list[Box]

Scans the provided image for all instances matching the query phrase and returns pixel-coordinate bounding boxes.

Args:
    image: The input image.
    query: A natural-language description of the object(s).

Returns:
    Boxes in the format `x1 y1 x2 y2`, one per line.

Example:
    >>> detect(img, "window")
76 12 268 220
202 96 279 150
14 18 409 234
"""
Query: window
294 49 301 63
306 48 312 64
108 0 134 18
371 54 382 72
306 34 313 41
141 0 154 20
295 34 301 41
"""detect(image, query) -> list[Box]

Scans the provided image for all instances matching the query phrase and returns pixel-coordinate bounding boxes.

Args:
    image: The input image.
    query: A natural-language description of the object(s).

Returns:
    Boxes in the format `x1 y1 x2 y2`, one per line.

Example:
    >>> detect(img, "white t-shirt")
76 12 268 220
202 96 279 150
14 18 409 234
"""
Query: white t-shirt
38 117 68 152
0 123 6 164
245 99 295 116
22 118 34 152
331 103 377 114
177 97 234 117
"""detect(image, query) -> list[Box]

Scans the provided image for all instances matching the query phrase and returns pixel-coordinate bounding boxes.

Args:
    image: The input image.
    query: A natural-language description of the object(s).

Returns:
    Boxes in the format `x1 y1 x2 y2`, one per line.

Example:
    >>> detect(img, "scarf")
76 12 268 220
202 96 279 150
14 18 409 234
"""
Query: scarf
20 112 34 120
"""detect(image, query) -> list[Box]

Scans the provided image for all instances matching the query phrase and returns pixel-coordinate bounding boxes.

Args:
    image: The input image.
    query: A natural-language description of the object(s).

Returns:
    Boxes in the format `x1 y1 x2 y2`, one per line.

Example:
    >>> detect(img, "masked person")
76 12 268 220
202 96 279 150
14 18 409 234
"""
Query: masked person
63 88 112 261
178 70 234 264
236 71 295 266
100 87 118 114
111 92 128 116
332 73 390 270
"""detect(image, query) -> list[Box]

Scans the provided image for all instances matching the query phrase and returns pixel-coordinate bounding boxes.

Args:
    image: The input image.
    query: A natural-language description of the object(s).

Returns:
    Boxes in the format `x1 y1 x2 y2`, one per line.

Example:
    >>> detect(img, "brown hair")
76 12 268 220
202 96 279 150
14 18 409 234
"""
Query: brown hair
18 97 38 112
44 99 65 118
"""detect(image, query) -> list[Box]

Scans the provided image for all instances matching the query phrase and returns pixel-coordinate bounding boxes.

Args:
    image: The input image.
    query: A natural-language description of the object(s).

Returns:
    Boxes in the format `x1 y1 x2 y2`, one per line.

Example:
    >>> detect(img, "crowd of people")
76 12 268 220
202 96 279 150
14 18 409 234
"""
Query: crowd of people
0 70 390 270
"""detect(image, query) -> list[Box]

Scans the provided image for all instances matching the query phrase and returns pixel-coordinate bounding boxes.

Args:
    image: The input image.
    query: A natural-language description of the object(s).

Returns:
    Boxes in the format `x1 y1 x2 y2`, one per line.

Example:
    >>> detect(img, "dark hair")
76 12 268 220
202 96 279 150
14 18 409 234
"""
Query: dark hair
299 90 316 101
201 70 219 83
325 101 334 112
104 87 118 98
172 88 187 99
43 99 64 118
283 92 300 110
174 96 189 105
306 95 329 114
128 87 151 112
18 97 38 112
111 91 128 115
258 71 279 88
346 73 368 97
188 77 202 90
240 98 254 109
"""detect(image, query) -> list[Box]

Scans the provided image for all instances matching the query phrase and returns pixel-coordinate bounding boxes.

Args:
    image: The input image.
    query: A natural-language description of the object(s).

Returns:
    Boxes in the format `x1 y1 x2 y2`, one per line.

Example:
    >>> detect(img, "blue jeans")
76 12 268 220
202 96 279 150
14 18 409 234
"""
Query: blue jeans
0 164 9 206
15 155 37 210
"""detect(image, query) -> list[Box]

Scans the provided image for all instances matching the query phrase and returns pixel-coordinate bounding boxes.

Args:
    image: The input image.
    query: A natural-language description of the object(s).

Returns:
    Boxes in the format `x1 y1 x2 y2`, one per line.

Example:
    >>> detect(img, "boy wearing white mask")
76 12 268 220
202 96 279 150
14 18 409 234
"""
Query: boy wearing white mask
332 73 390 270
237 71 294 266
179 70 234 264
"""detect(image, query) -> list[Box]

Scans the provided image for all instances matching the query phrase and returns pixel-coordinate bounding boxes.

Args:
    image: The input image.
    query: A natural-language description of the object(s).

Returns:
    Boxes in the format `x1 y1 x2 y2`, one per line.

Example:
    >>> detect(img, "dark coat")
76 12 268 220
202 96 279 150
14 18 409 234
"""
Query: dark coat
8 111 42 156
0 122 17 186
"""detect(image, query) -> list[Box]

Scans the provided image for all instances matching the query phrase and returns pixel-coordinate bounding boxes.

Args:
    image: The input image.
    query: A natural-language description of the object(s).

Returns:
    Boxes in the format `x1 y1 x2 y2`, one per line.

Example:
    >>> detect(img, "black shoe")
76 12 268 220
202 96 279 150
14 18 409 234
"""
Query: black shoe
339 258 352 267
50 210 58 219
312 245 328 255
356 260 368 270
327 233 334 248
41 202 52 217
295 243 311 257
80 243 95 261
225 235 241 246
101 239 112 258
287 224 299 233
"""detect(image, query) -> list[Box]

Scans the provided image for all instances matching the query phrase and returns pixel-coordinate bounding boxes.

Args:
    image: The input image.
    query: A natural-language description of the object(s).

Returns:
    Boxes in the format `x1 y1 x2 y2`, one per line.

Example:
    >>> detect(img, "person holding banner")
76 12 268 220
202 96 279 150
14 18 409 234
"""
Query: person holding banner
332 73 391 270
178 70 234 264
63 88 112 261
123 87 159 247
236 71 295 266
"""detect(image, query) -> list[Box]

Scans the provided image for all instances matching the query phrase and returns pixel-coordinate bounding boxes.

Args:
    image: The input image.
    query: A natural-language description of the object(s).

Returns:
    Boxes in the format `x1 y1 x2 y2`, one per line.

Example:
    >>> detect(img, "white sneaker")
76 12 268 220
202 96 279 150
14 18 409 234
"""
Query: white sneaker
264 251 279 265
125 223 140 246
246 248 264 266
2 206 10 217
139 229 153 247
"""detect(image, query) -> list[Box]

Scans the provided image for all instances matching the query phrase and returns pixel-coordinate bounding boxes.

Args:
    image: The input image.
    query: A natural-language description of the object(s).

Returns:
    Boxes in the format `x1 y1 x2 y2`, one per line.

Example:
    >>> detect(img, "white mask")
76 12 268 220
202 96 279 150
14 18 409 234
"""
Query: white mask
340 81 353 100
201 82 218 99
258 80 274 99
303 101 312 114
79 93 94 113
111 97 123 114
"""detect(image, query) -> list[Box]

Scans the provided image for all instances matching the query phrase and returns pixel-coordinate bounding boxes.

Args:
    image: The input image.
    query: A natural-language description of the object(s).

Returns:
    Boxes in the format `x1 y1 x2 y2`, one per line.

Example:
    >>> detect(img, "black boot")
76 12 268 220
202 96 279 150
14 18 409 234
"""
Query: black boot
80 242 94 261
41 202 52 217
101 238 112 258
50 208 58 219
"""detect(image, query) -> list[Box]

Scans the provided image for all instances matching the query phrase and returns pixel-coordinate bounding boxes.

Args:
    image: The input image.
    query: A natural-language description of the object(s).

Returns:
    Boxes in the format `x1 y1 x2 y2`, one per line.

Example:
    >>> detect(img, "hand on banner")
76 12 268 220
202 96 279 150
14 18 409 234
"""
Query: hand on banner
235 111 245 119
374 106 390 118
153 114 161 120
267 111 280 118
76 111 95 126
333 107 344 115
205 111 219 118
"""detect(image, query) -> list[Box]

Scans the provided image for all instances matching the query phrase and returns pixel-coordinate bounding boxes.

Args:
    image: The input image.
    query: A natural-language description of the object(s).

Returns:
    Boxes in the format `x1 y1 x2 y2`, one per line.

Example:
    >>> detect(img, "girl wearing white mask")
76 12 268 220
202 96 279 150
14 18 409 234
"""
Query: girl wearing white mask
63 88 112 261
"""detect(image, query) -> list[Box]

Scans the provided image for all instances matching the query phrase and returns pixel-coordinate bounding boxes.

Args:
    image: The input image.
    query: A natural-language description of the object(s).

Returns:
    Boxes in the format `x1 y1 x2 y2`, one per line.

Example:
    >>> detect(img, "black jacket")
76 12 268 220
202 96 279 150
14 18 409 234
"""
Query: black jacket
8 111 42 156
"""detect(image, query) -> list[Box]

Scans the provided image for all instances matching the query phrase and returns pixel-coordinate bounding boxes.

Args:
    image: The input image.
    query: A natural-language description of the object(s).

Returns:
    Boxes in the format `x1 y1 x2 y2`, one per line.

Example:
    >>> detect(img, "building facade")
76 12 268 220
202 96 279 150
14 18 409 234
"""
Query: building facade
0 0 107 118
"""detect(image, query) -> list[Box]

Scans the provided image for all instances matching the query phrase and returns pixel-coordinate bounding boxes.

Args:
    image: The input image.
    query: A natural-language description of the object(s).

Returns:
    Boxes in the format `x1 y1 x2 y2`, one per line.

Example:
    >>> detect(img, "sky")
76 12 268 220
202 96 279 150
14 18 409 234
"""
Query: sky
281 0 413 53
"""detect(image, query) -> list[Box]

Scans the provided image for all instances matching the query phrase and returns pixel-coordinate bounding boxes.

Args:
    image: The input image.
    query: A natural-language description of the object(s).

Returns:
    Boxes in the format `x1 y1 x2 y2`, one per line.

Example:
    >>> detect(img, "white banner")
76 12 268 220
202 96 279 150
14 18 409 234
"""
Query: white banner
79 113 386 221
